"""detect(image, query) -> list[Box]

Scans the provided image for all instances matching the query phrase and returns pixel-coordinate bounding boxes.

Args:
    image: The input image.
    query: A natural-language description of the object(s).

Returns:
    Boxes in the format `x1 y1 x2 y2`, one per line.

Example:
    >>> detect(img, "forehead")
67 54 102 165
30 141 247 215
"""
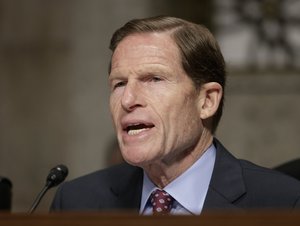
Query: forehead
110 32 181 72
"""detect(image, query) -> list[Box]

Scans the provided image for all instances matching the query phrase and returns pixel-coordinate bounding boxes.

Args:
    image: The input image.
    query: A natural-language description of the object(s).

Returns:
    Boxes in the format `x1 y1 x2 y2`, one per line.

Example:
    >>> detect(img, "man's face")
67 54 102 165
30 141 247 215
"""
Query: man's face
109 32 204 168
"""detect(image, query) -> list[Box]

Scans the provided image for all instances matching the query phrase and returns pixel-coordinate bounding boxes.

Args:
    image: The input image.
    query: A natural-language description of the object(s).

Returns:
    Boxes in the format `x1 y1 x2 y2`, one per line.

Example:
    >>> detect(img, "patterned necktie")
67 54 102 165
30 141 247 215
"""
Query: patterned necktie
150 189 174 215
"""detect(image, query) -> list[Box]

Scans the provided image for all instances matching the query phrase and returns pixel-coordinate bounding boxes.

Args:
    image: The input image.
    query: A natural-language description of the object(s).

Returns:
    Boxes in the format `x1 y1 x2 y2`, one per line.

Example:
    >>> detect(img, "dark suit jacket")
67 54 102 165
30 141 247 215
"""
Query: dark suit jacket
51 139 300 212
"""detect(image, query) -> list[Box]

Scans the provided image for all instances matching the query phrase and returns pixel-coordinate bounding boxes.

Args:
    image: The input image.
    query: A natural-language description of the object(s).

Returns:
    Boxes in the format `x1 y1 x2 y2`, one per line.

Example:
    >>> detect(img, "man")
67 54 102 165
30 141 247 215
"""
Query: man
51 16 300 214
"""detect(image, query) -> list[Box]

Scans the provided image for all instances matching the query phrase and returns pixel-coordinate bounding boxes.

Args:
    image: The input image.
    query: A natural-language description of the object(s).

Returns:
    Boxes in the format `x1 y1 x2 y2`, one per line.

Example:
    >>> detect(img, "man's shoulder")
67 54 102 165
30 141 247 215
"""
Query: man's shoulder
63 163 142 190
240 159 300 191
237 159 300 208
214 138 300 189
51 163 143 210
211 139 300 209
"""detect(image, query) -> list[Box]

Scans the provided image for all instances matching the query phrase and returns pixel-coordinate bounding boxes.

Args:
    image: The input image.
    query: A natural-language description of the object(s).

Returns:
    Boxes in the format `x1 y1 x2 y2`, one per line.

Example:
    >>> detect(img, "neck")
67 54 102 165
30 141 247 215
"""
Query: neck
144 129 213 188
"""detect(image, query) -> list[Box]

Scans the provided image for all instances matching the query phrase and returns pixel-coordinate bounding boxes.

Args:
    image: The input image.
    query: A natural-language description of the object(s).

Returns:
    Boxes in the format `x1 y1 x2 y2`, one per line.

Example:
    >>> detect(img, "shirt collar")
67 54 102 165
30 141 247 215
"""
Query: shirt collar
140 144 216 215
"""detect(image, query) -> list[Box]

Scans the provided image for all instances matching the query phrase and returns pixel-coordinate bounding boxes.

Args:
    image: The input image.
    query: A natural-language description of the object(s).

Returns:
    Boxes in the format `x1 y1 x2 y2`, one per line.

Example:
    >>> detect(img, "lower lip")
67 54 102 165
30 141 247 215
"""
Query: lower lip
122 127 154 143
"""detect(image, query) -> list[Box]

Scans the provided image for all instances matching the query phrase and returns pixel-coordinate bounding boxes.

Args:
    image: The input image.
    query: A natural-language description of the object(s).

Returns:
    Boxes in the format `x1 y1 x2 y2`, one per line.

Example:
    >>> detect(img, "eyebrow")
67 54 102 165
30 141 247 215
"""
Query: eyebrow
108 74 124 83
109 63 172 80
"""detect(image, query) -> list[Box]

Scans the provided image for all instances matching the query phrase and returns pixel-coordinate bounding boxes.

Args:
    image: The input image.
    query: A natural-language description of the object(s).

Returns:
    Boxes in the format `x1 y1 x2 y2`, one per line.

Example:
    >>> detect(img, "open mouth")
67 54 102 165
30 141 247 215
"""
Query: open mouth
125 123 154 136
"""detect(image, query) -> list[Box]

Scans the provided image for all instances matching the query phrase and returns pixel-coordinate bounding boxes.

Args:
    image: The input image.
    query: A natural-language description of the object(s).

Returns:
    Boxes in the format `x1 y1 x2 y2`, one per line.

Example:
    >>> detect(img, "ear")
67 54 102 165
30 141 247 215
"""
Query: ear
197 82 223 120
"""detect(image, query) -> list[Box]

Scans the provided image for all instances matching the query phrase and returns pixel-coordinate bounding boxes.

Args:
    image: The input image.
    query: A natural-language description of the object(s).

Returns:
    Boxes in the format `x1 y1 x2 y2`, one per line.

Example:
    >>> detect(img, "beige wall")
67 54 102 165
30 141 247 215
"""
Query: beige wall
0 0 152 212
0 0 299 212
218 74 300 167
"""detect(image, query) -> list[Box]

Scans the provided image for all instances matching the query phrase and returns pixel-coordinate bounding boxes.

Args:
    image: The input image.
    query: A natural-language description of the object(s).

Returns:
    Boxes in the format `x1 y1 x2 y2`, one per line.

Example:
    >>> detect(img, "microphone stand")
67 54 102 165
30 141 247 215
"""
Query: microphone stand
28 182 51 214
28 164 68 214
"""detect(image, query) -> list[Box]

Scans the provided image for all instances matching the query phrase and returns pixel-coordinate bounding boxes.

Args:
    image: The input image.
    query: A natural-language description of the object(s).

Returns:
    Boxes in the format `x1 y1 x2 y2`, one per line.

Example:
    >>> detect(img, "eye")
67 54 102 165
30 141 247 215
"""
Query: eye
113 81 126 90
150 76 163 82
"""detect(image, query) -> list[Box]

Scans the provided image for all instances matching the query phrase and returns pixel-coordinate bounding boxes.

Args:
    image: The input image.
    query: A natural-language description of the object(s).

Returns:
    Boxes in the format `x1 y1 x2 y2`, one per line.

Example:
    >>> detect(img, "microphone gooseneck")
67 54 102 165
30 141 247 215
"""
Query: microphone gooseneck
28 164 68 214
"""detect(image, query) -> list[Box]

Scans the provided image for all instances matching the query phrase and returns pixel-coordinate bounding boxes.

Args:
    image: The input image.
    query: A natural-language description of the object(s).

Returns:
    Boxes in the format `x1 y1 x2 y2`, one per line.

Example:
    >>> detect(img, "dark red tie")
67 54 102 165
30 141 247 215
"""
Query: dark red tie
150 189 174 215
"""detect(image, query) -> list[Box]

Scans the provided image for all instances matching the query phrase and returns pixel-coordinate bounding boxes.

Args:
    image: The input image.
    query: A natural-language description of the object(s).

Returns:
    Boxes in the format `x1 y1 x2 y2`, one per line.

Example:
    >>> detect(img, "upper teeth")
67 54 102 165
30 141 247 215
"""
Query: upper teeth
128 128 147 135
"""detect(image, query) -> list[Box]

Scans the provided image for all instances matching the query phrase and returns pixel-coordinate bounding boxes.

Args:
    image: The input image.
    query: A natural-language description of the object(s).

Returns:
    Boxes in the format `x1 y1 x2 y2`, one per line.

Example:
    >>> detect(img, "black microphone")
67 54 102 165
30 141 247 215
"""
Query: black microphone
0 176 12 211
28 164 68 214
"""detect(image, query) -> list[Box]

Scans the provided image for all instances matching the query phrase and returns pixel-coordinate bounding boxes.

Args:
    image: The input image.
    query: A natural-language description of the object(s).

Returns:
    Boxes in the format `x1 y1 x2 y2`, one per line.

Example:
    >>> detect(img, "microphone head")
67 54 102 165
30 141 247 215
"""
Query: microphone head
0 177 12 210
46 164 68 188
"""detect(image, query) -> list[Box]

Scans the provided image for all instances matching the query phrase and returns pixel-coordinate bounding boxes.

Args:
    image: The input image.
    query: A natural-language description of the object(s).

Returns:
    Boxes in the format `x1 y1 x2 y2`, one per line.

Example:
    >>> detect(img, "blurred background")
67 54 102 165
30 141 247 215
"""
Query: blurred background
0 0 299 212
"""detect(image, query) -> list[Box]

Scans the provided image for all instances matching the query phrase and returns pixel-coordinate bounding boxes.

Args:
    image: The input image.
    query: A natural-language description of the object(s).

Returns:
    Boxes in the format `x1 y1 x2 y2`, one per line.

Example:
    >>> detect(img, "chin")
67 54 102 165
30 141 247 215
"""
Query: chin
123 158 144 167
122 152 154 168
121 151 145 166
120 143 159 166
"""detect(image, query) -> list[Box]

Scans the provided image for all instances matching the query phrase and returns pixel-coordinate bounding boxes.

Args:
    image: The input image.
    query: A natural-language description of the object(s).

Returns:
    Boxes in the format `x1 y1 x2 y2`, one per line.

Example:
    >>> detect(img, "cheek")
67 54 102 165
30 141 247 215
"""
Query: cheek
109 96 120 125
171 97 201 133
175 104 202 146
159 98 195 144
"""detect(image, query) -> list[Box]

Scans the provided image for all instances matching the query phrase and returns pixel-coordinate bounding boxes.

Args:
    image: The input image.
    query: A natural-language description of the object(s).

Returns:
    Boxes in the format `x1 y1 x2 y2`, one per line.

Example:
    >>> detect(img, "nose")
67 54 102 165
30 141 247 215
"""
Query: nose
121 81 144 111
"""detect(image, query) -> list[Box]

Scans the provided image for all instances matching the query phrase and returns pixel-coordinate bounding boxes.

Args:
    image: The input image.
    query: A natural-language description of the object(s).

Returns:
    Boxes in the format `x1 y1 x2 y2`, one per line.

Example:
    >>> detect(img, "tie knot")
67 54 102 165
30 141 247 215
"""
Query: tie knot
150 189 173 215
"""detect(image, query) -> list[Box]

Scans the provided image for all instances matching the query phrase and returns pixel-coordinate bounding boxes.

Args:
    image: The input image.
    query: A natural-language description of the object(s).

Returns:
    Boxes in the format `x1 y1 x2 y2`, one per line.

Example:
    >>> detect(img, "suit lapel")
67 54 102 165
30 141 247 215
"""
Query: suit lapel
109 164 144 211
203 139 246 211
107 139 246 212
